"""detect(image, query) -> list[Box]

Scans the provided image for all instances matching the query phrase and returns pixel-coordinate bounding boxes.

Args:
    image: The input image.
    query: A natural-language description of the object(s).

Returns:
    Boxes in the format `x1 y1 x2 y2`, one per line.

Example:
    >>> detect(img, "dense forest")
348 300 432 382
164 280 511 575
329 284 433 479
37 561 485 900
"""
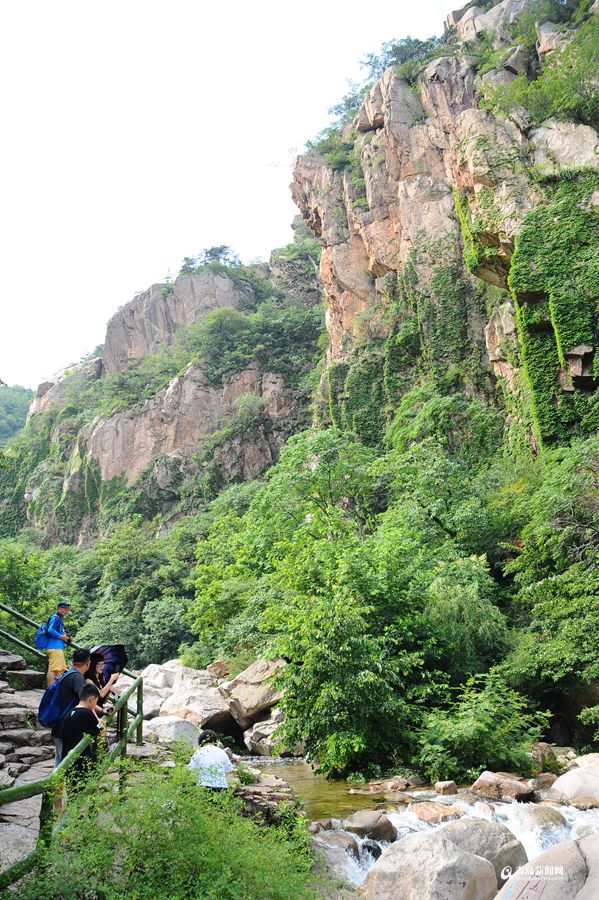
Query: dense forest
1 0 598 787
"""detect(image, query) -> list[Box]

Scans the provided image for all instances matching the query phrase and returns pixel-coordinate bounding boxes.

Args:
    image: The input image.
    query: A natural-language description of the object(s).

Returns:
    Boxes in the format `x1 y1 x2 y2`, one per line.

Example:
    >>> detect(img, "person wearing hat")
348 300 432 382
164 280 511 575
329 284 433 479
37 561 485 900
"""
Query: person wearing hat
45 601 73 686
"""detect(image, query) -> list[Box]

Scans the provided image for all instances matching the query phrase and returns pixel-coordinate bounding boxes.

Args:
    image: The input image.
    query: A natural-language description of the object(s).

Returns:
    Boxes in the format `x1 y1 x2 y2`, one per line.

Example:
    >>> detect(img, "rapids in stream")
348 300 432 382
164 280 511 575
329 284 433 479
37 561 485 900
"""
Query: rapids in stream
254 759 599 886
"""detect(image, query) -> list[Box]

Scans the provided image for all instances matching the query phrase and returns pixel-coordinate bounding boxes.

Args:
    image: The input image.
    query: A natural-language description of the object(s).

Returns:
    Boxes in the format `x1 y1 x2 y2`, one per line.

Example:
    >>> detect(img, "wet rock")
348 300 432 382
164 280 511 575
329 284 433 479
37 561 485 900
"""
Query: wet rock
343 810 397 841
435 780 458 795
218 658 284 729
366 775 409 793
362 838 383 860
408 800 464 824
314 832 360 860
495 834 599 898
363 832 497 900
406 774 426 787
308 818 333 834
439 817 527 888
570 796 599 810
471 770 534 801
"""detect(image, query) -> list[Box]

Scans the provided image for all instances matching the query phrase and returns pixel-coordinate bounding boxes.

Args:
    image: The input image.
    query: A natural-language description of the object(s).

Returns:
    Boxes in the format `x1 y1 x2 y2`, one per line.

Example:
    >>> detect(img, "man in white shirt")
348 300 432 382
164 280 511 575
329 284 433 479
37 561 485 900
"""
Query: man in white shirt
188 731 234 789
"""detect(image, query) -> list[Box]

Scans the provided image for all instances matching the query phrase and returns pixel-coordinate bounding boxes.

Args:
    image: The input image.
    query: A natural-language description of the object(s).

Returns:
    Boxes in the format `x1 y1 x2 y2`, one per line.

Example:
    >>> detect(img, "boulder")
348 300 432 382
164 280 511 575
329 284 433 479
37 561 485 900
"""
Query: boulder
495 834 599 899
308 818 333 834
572 753 599 768
343 810 397 842
408 801 464 824
547 765 599 802
439 817 527 887
139 662 177 690
435 780 458 795
363 832 497 900
218 659 284 728
471 770 534 801
512 804 566 831
206 660 231 678
143 715 199 747
157 663 233 730
530 741 557 769
313 831 360 860
570 796 599 810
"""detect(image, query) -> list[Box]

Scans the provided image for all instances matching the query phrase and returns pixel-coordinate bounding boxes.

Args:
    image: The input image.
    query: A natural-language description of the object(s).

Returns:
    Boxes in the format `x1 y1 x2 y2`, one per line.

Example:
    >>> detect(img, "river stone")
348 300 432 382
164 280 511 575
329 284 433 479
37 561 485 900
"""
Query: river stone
408 800 464 824
495 834 599 899
438 816 527 887
547 765 599 802
313 831 359 860
143 715 199 747
471 770 534 801
570 796 599 810
343 809 397 841
363 832 497 900
514 804 567 831
218 659 284 728
435 780 458 795
308 818 333 834
572 753 599 768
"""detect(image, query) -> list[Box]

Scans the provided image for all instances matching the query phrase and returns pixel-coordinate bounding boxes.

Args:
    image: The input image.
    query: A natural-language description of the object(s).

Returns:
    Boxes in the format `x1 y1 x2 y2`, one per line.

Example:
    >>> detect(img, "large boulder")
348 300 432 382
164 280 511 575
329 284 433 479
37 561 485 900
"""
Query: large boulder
157 662 233 730
343 809 397 842
363 832 497 900
243 707 304 757
218 659 284 728
143 715 199 747
439 817 527 887
495 834 599 899
471 770 534 801
547 763 599 802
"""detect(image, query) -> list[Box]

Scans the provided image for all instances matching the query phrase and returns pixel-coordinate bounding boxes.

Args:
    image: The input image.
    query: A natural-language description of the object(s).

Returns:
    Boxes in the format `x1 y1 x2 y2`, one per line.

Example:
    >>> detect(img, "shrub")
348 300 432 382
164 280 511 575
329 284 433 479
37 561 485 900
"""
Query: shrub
483 18 599 130
18 762 319 900
416 673 550 783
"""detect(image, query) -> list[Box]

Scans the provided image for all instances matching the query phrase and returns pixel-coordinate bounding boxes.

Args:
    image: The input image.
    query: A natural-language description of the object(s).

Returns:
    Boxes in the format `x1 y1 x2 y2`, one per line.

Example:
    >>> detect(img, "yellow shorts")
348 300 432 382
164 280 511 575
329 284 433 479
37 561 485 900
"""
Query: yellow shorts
47 648 67 674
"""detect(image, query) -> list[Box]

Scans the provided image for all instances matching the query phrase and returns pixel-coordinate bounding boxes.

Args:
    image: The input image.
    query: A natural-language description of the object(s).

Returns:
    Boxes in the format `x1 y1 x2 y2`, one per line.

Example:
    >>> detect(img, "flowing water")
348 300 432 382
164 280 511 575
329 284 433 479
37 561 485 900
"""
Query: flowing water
254 759 599 886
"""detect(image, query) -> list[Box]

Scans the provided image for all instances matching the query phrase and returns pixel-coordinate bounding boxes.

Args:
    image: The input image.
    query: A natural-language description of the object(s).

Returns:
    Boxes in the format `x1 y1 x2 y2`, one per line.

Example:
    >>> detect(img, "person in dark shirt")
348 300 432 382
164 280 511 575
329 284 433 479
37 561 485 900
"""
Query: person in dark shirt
51 648 91 767
61 682 105 794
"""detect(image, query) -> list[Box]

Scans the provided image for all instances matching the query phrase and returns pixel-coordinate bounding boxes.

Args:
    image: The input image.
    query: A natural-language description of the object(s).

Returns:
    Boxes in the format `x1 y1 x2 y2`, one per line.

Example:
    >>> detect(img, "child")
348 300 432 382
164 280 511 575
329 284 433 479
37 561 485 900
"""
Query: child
60 682 105 793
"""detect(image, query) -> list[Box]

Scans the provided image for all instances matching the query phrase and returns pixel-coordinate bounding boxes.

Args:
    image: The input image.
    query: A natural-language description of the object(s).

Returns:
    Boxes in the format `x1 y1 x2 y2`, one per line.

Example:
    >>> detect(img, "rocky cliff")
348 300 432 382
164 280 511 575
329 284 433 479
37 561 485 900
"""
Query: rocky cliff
292 0 598 447
1 238 321 544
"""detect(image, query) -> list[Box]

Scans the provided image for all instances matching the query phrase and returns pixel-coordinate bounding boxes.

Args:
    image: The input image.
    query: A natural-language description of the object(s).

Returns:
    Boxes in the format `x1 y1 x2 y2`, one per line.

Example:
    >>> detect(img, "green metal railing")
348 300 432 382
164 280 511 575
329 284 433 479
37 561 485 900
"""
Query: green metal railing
0 602 144 889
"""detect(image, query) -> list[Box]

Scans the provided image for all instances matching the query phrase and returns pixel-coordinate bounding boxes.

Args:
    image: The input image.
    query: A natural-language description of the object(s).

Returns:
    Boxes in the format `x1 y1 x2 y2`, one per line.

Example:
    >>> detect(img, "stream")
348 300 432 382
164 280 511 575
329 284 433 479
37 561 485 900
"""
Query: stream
254 759 599 886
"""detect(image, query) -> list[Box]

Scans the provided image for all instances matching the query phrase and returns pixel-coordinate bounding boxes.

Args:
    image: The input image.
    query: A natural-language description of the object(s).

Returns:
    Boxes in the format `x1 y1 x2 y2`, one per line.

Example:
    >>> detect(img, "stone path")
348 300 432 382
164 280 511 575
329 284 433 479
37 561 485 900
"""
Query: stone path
0 649 53 872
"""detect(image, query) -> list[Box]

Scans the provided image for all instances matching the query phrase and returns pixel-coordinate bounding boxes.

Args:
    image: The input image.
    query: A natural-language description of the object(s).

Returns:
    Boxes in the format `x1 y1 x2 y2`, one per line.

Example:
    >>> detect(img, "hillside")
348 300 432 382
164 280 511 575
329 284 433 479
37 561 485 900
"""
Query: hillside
0 385 32 446
1 0 598 783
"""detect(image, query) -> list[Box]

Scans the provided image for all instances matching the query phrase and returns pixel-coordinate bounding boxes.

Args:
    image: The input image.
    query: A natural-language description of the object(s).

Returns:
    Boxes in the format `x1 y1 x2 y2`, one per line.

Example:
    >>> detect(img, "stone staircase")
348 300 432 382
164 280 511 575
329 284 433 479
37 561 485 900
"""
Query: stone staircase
0 648 54 872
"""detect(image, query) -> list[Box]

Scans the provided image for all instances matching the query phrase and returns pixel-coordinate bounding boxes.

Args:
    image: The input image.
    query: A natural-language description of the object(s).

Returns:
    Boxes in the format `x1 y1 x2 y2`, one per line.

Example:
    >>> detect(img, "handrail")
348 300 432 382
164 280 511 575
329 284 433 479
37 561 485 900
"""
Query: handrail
0 605 144 890
0 600 137 678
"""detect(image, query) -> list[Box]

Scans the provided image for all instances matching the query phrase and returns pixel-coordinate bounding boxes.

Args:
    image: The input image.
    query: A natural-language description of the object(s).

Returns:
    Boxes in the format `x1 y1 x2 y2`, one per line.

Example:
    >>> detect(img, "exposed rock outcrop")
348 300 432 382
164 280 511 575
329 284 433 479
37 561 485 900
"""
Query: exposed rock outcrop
102 269 248 375
82 363 293 484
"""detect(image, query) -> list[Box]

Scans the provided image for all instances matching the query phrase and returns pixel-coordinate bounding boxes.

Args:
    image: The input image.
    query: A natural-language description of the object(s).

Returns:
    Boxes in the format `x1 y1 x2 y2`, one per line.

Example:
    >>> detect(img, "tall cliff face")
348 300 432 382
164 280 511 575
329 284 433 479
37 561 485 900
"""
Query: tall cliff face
292 0 598 447
2 242 322 545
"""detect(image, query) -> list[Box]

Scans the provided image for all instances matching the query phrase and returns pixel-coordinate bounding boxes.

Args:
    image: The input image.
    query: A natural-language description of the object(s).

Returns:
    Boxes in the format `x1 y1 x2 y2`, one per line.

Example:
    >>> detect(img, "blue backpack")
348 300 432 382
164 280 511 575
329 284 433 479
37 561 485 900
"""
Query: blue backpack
34 616 54 650
38 668 79 729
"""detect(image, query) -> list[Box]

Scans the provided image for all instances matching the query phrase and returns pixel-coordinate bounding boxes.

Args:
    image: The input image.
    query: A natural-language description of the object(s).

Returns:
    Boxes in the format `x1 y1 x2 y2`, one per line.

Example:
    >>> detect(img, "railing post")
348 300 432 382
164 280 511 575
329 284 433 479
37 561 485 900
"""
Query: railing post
136 679 143 745
118 702 128 795
37 788 54 850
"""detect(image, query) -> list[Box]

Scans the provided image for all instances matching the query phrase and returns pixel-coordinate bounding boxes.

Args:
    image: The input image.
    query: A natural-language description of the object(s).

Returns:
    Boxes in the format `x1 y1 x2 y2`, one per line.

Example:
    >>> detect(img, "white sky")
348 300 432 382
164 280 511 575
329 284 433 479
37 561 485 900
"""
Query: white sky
0 0 451 389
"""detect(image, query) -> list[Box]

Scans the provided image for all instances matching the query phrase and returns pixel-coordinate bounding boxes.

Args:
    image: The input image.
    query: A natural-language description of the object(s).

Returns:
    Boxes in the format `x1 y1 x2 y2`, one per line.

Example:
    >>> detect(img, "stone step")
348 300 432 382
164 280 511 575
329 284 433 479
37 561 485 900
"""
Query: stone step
4 744 54 765
0 769 15 788
0 679 15 693
1 728 53 748
0 708 32 729
5 669 45 690
0 650 27 671
6 689 44 711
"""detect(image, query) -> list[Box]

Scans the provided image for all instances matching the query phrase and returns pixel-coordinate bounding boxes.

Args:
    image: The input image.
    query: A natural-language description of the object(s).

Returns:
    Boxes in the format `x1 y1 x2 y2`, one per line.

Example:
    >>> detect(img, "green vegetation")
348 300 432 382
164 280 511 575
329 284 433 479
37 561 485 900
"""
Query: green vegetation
483 17 599 130
417 674 550 782
508 169 599 444
0 384 32 446
18 762 319 900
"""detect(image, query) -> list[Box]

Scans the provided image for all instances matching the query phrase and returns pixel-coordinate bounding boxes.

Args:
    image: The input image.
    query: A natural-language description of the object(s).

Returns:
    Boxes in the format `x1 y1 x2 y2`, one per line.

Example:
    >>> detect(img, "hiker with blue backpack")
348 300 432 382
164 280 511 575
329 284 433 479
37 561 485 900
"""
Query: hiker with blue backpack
35 600 73 687
37 647 91 767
